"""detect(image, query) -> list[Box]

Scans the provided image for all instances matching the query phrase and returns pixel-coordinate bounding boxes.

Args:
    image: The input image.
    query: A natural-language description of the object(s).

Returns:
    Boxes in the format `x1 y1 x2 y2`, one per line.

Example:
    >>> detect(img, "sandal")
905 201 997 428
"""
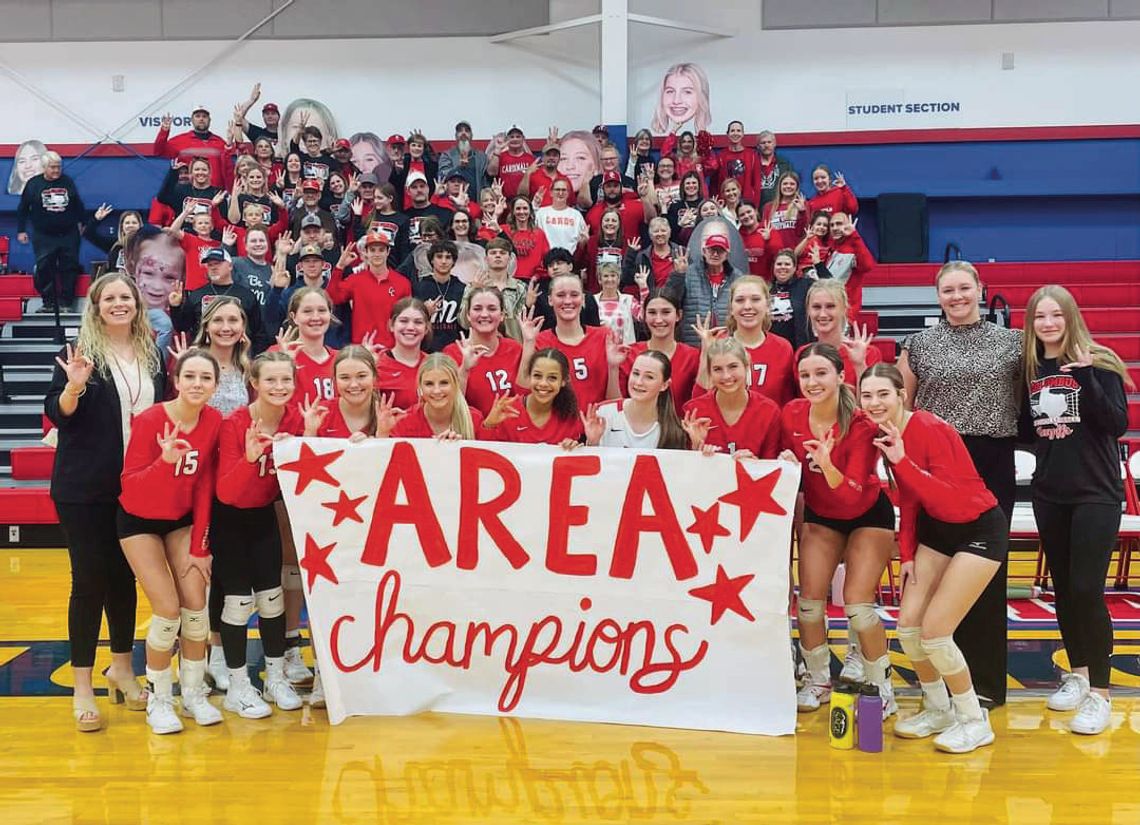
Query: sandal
73 695 102 732
105 668 149 711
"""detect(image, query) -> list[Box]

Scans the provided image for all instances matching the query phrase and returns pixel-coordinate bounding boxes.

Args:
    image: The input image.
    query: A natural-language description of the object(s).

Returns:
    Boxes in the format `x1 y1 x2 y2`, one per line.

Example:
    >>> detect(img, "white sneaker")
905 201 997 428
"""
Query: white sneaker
894 705 955 739
180 684 223 726
224 678 272 719
839 645 864 683
309 671 326 709
207 649 230 692
284 646 314 685
264 677 303 711
1070 693 1111 735
146 693 183 735
934 708 995 754
1047 672 1090 712
796 682 831 713
878 680 898 720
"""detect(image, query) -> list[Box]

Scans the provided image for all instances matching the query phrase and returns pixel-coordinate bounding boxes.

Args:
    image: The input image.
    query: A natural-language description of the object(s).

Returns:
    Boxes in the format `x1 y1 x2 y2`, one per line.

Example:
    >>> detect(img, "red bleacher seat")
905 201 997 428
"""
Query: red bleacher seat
0 236 8 274
0 487 57 524
854 311 879 335
871 338 897 363
11 447 54 481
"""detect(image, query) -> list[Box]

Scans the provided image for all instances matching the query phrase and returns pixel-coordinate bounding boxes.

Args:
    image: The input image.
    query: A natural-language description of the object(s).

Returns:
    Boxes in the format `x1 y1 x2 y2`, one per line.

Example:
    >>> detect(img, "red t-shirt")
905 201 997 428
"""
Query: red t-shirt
179 234 220 291
739 225 770 277
743 334 795 407
527 168 573 207
391 404 487 438
482 401 584 444
119 403 222 557
682 390 781 458
536 325 611 407
326 266 413 347
497 151 534 199
375 351 425 411
760 201 807 253
619 341 700 414
442 337 523 416
780 400 881 520
504 226 551 280
215 404 304 509
586 198 648 248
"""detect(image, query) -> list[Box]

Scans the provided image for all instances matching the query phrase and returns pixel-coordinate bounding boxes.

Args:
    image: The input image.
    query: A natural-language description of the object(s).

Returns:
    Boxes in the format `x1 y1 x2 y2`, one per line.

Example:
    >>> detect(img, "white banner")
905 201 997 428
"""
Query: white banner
274 438 800 735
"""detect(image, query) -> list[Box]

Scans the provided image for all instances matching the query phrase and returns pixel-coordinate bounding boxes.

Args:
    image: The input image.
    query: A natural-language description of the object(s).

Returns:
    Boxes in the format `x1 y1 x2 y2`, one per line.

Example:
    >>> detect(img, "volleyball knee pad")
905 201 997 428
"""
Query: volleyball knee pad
146 615 180 652
220 594 255 627
796 598 826 627
844 602 880 633
179 607 209 642
896 625 926 663
921 635 967 677
282 564 303 592
255 587 286 620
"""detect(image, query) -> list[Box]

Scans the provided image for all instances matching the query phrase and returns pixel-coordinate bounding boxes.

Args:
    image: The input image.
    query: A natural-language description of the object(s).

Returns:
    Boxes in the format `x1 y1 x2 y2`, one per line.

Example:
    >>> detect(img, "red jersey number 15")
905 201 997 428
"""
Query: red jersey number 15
174 450 200 477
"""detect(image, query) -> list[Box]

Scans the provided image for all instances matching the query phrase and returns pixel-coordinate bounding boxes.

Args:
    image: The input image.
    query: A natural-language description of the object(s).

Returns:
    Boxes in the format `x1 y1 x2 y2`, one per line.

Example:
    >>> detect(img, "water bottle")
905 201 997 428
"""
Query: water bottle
856 684 883 753
829 683 856 750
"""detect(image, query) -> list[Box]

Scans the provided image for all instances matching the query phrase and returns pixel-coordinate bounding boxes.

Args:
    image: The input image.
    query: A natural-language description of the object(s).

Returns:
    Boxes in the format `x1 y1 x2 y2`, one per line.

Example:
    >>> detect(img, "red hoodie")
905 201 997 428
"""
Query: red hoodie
826 229 876 317
807 185 858 220
154 128 230 188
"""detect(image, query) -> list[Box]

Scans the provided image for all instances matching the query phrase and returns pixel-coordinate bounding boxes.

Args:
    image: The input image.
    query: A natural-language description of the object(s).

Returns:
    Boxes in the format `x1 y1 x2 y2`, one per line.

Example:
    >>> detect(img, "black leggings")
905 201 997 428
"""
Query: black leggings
1033 499 1120 689
55 501 138 668
212 501 285 668
957 435 1015 705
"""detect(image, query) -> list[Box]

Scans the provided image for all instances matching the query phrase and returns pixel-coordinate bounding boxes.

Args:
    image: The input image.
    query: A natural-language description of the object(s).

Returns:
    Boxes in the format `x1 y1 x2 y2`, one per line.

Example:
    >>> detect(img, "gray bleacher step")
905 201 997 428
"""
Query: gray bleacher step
862 286 938 306
1 365 54 397
0 342 66 367
0 434 48 467
0 403 50 428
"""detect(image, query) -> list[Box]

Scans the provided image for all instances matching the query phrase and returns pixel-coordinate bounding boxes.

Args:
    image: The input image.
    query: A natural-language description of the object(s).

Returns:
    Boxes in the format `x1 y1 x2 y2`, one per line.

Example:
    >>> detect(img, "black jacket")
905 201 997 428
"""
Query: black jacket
45 345 166 504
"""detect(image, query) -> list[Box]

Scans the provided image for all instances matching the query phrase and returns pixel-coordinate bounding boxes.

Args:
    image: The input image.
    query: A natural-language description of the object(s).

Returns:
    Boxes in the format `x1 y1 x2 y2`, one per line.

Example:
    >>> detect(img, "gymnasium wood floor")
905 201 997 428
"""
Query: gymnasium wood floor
3 549 1140 825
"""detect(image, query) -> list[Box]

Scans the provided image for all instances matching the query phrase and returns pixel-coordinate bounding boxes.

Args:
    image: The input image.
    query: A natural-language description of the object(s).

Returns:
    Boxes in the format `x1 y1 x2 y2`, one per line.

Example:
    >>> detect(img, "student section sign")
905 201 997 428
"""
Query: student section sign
275 438 800 735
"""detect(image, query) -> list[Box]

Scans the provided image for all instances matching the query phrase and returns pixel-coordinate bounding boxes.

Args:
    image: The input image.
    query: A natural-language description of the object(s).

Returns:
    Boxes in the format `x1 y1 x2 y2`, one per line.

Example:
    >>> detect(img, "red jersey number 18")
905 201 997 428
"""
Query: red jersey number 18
313 377 334 401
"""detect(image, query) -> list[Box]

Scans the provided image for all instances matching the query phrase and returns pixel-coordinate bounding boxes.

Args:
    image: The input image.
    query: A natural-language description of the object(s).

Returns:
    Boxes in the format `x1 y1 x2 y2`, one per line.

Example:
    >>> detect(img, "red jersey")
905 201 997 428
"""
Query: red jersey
497 151 534 199
619 342 700 414
739 225 770 277
683 390 780 458
586 198 648 250
442 337 523 416
794 342 882 391
482 402 584 444
807 186 858 219
743 334 795 407
375 351 425 411
504 226 550 280
292 346 337 407
313 400 369 438
780 401 881 519
391 404 487 439
179 234 220 291
215 405 304 509
326 266 412 347
119 403 222 557
536 325 611 407
527 168 573 207
761 200 807 253
891 411 997 562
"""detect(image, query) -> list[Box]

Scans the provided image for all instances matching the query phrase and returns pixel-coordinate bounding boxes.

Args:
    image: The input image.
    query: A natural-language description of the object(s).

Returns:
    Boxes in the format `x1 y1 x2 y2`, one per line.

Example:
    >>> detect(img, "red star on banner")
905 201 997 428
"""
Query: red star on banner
688 565 756 625
278 443 344 495
322 490 367 526
717 463 786 540
300 533 339 589
686 502 731 554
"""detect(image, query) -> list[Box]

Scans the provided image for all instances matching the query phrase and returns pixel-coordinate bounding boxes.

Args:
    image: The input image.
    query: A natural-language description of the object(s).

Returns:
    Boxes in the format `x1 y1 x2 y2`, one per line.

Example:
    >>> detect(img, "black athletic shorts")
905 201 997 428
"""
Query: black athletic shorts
803 491 896 537
916 506 1008 563
116 507 192 540
210 500 283 594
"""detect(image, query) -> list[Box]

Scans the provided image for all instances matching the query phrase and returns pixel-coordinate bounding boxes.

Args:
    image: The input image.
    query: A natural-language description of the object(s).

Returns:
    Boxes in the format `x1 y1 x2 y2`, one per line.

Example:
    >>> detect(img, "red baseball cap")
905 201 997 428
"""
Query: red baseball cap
703 233 730 251
262 102 279 114
387 133 406 145
301 178 322 192
602 170 621 184
333 138 351 151
363 229 392 248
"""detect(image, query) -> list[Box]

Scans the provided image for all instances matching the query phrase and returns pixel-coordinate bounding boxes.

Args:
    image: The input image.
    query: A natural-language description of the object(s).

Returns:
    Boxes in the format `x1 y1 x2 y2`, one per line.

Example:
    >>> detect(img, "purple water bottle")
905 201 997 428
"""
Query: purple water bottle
856 684 883 752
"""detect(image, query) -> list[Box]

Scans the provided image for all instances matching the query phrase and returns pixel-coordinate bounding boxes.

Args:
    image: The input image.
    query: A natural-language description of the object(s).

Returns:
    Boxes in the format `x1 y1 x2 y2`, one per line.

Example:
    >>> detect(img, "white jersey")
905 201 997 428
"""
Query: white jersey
535 205 587 252
596 400 660 449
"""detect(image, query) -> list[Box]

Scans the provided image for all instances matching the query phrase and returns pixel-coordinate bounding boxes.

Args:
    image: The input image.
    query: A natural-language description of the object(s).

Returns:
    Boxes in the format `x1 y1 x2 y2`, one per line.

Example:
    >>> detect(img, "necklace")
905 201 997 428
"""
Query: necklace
109 349 143 421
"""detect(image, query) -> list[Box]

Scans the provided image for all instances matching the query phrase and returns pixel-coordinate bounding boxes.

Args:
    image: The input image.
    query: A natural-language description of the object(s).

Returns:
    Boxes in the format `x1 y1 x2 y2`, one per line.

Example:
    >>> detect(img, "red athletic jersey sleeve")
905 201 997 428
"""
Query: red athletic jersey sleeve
443 337 523 416
683 390 781 458
535 325 611 407
119 403 223 556
619 342 700 414
891 411 998 562
481 402 584 444
374 352 425 411
780 400 881 518
215 405 305 509
745 335 795 407
391 404 487 439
